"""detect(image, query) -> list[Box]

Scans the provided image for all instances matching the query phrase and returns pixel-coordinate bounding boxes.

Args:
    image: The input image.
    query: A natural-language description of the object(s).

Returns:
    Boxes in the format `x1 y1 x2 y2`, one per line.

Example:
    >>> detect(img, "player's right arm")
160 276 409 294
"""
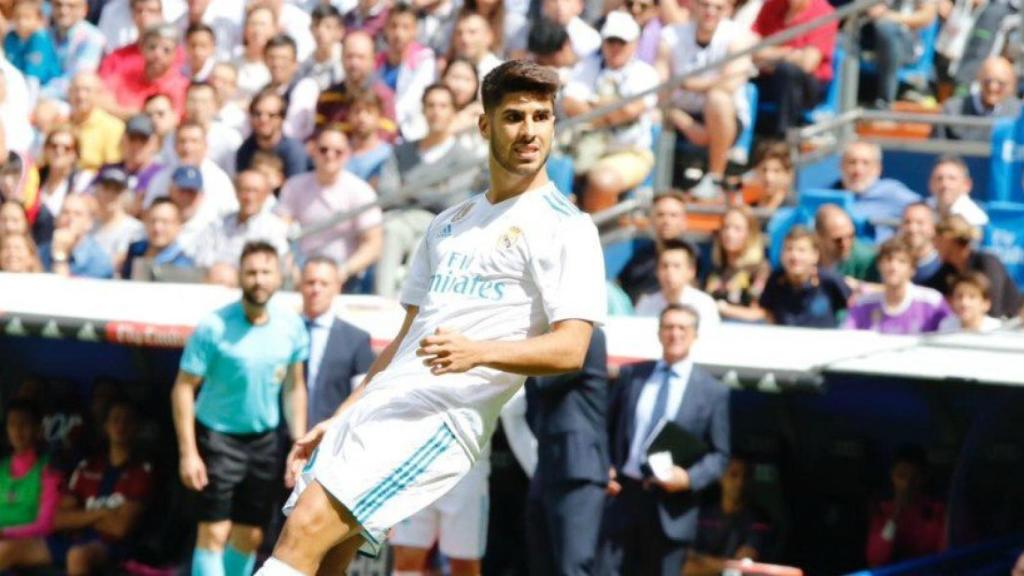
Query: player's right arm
285 305 419 486
171 371 207 491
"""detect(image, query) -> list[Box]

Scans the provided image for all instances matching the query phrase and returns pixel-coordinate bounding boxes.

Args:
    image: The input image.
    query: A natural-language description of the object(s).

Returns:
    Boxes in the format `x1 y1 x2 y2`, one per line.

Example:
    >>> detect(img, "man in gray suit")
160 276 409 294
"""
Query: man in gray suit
526 328 609 575
299 257 376 427
600 303 730 576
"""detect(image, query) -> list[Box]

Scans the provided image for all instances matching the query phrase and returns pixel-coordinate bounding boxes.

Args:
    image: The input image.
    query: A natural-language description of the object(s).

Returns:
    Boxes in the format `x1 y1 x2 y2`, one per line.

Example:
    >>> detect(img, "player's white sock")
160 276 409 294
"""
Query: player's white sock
254 557 305 576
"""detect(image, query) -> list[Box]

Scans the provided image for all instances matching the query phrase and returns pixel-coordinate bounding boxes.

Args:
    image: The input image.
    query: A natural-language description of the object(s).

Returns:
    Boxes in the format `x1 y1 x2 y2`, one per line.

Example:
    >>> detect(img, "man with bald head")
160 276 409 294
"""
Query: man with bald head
833 139 919 227
815 204 879 284
938 57 1021 142
40 194 115 278
314 31 397 140
69 72 126 171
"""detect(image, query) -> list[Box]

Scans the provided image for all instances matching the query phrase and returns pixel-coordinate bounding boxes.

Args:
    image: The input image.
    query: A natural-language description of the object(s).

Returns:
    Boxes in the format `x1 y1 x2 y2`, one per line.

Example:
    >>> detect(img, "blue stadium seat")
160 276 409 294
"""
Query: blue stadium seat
989 116 1024 204
797 187 855 215
766 206 814 265
806 41 845 124
546 153 575 198
982 201 1024 286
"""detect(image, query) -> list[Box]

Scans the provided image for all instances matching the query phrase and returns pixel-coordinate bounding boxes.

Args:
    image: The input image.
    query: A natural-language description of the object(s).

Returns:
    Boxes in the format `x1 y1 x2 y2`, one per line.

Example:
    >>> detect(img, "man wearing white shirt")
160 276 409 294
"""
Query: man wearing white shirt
451 12 503 80
165 164 228 259
603 303 730 575
926 155 989 228
562 12 659 212
0 57 34 153
543 0 601 58
144 122 239 219
194 170 290 269
183 82 243 175
265 34 320 142
256 0 316 62
98 0 186 53
175 0 243 62
634 238 722 336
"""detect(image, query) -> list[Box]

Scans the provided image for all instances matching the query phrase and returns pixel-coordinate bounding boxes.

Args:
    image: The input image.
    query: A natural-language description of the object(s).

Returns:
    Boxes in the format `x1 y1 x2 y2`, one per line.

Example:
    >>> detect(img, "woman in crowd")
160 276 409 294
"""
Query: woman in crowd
461 0 528 56
441 58 486 152
36 126 93 230
234 4 276 100
705 205 771 322
1 199 30 236
0 399 62 570
0 232 43 272
748 141 792 212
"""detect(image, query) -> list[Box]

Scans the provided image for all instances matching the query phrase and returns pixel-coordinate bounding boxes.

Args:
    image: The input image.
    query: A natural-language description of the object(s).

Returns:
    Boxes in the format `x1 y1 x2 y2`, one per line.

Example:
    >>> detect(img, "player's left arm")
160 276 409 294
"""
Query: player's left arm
417 319 594 377
284 361 307 440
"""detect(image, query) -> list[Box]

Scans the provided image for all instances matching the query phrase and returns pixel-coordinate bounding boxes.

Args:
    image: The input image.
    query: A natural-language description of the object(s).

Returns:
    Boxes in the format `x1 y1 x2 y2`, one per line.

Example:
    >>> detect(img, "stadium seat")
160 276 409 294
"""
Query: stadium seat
982 201 1024 286
989 116 1024 204
796 187 855 215
806 41 845 124
670 83 760 187
546 153 575 198
859 20 940 91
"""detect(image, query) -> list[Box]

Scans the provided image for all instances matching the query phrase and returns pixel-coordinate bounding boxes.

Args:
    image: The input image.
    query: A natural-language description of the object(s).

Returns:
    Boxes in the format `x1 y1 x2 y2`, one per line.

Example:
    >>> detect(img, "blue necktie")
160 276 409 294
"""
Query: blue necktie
303 318 314 388
640 365 674 445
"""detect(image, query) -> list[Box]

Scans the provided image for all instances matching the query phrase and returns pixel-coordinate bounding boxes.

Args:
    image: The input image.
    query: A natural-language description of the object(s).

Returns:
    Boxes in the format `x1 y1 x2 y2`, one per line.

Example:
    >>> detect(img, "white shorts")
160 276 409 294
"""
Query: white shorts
284 392 473 558
390 457 491 559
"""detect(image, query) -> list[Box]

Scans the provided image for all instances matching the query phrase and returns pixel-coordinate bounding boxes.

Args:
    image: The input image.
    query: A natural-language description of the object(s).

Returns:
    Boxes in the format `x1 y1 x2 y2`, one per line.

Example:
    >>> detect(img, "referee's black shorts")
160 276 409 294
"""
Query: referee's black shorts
195 422 280 526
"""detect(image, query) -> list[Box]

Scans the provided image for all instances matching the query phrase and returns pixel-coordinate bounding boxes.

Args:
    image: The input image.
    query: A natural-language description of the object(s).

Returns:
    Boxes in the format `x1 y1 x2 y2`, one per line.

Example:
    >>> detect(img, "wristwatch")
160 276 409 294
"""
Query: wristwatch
51 252 69 264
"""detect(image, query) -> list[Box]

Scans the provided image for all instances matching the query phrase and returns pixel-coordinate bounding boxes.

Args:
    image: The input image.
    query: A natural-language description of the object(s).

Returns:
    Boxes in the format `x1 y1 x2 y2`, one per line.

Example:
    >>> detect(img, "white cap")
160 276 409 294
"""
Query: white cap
600 11 640 43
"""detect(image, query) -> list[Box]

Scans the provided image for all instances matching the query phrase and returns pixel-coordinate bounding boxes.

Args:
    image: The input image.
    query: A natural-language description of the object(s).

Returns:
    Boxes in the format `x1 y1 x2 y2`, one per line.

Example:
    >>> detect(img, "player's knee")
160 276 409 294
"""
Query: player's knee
587 167 623 194
197 521 233 551
229 525 264 553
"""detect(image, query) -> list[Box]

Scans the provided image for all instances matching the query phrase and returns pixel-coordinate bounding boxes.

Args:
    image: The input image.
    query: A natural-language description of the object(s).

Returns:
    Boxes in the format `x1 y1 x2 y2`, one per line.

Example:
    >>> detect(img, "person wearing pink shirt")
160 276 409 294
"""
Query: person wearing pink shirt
0 399 63 569
276 126 383 291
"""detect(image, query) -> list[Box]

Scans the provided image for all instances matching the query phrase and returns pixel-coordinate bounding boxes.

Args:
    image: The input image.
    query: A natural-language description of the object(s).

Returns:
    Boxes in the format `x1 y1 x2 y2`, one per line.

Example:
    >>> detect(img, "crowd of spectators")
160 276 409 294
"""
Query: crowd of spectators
0 0 1023 572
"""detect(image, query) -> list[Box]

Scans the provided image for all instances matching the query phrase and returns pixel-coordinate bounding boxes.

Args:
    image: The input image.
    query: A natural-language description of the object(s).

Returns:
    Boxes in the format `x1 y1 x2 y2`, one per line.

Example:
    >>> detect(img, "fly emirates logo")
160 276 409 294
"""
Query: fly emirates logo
429 250 508 301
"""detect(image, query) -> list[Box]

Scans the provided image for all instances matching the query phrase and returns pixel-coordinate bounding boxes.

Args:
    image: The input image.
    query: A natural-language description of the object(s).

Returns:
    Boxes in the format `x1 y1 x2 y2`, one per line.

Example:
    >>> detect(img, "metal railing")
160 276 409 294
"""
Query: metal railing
293 0 886 244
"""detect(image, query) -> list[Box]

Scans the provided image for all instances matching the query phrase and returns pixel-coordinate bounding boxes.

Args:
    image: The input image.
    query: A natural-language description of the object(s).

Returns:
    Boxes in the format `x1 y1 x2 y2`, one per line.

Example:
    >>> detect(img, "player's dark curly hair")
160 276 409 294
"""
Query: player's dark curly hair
480 60 559 114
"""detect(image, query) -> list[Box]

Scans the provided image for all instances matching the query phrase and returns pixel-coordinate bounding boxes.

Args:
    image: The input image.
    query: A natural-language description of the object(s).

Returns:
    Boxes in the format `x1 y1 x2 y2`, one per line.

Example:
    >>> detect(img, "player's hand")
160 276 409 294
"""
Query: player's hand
607 467 622 496
179 452 208 491
285 420 330 487
646 465 691 494
416 327 484 375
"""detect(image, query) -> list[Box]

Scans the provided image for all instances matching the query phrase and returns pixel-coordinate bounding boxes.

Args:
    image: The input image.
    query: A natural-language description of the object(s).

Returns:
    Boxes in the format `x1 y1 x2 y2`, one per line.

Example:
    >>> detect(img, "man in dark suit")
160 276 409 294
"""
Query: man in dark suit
600 303 730 576
299 256 376 426
526 328 609 576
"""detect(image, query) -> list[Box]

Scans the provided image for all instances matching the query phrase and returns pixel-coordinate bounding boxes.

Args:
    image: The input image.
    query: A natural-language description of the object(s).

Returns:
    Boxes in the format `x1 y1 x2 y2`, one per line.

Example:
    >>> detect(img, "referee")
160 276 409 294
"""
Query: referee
172 241 309 576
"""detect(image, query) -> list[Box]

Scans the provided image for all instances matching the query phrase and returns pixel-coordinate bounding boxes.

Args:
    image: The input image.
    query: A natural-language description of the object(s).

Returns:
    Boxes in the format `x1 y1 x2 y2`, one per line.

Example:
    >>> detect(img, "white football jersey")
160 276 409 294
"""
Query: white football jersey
369 182 607 459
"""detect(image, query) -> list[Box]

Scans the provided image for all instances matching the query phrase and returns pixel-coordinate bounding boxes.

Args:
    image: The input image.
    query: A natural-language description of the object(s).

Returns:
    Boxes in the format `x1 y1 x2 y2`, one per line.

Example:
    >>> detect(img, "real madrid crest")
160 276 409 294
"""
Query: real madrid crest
497 226 523 250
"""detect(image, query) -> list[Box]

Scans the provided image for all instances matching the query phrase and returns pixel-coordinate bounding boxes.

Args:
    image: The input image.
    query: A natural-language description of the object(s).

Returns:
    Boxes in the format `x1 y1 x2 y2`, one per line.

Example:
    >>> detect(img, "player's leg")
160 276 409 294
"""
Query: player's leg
437 461 489 576
225 427 279 576
391 497 441 574
315 538 364 576
194 520 233 575
261 480 364 574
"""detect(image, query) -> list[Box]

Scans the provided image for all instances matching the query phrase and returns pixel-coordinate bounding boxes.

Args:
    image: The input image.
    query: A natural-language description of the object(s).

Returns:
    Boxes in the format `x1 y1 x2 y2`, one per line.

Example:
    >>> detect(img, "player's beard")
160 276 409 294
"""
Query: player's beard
491 132 551 177
242 285 273 308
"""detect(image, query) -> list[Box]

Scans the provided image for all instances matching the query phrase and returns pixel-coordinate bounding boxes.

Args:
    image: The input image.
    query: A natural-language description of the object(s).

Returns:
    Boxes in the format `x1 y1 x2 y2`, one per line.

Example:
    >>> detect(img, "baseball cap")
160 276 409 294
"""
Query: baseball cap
125 114 155 138
172 165 203 190
601 11 640 43
97 166 129 189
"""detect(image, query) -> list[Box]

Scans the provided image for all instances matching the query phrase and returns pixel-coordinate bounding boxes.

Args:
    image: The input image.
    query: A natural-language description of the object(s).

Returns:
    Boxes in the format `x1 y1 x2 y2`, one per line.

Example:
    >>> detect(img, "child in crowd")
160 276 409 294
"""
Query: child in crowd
634 238 721 336
3 0 61 89
183 23 218 82
939 271 1002 332
844 238 950 334
748 141 793 211
758 226 851 328
0 399 62 564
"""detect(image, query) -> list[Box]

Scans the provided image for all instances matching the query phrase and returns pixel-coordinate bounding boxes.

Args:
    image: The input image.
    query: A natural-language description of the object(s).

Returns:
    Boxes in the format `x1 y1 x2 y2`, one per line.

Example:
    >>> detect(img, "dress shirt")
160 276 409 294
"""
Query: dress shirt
623 357 694 479
304 308 335 412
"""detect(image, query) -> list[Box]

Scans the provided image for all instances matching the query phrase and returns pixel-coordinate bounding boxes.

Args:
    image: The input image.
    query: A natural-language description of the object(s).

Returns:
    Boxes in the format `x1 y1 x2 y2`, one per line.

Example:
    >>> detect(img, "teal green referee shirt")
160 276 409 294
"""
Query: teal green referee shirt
181 301 310 435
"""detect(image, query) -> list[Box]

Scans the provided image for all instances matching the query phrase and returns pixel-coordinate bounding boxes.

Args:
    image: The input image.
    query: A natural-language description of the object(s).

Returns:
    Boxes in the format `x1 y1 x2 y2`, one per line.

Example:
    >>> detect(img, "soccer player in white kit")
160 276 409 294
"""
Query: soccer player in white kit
255 61 607 576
